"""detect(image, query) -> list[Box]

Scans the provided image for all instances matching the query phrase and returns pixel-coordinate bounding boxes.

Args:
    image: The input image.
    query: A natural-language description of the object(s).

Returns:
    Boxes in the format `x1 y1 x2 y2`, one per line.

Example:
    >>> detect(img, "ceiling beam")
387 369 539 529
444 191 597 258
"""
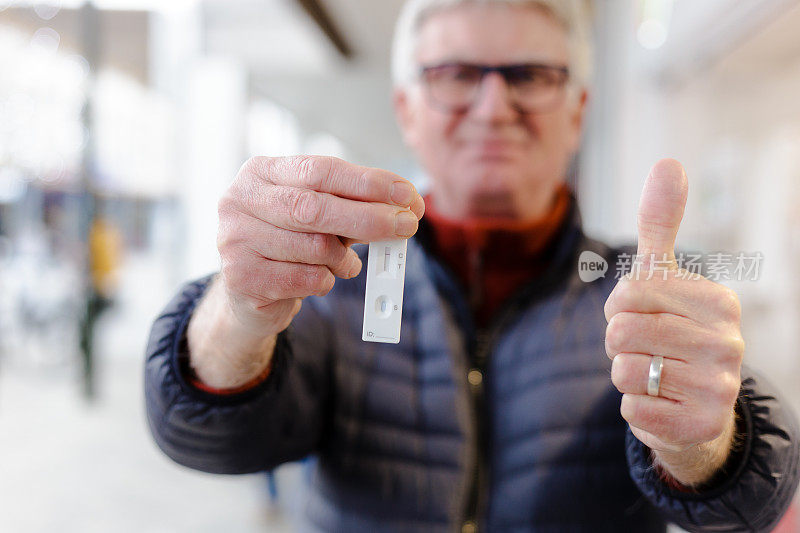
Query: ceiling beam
294 0 353 59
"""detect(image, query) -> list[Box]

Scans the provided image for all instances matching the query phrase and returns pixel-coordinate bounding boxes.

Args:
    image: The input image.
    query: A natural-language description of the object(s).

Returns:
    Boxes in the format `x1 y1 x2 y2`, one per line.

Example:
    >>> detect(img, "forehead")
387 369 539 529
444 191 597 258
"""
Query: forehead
415 3 569 65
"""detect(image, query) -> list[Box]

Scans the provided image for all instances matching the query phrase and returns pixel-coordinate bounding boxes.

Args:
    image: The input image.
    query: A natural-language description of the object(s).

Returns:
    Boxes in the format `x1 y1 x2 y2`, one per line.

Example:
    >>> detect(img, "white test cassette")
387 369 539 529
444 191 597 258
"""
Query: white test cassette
362 239 408 343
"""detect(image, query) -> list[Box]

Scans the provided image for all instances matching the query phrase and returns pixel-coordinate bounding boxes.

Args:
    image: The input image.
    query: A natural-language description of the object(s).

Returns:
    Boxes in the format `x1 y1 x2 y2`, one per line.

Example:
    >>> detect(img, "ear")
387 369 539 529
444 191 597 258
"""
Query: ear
567 88 589 151
393 86 418 148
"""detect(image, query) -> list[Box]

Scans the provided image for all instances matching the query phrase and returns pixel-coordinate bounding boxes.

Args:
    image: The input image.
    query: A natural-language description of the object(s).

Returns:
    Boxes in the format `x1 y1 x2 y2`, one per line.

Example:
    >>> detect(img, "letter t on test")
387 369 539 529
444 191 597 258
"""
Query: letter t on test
362 239 407 343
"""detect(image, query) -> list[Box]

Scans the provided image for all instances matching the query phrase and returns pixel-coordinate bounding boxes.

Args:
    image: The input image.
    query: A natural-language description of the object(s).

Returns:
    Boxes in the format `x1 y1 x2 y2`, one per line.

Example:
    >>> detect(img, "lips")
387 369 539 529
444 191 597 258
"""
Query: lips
467 139 520 158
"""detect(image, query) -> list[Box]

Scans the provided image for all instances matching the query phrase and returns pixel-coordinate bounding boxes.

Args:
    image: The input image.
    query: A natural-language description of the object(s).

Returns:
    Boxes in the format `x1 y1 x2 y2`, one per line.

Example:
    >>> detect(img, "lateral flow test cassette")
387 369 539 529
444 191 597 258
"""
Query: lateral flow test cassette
362 239 408 343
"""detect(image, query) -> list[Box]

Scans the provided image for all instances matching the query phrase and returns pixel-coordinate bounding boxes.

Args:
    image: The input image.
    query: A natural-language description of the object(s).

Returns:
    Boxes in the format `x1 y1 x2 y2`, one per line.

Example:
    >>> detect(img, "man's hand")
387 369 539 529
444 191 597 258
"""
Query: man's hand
188 155 425 389
604 159 745 487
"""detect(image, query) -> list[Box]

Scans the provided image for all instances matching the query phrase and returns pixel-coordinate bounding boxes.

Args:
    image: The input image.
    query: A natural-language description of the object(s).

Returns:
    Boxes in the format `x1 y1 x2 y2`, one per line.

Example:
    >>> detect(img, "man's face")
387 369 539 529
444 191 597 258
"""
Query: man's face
394 4 587 220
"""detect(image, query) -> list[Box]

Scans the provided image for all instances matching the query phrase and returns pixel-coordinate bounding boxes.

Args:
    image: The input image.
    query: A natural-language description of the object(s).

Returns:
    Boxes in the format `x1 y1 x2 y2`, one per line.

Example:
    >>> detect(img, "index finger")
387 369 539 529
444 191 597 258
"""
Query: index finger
247 155 423 212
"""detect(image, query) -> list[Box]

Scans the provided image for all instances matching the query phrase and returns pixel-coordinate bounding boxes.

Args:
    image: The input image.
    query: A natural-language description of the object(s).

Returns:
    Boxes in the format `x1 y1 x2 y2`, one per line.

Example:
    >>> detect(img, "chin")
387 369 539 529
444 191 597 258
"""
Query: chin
464 188 519 218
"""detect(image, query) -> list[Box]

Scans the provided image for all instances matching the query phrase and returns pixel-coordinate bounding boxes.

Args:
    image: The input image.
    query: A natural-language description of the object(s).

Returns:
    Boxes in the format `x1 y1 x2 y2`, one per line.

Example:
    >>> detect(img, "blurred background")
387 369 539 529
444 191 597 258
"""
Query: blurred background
1 0 799 531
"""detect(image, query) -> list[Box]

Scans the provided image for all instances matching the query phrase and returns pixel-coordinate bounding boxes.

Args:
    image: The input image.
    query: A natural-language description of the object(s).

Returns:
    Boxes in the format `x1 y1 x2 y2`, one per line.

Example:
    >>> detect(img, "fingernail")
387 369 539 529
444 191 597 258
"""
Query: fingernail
395 210 418 237
410 194 425 219
391 181 416 206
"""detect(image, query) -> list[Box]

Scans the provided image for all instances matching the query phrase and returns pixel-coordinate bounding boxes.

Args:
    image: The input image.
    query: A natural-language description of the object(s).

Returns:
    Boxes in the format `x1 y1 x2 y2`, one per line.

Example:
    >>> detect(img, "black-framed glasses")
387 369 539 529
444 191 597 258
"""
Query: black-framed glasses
419 62 570 114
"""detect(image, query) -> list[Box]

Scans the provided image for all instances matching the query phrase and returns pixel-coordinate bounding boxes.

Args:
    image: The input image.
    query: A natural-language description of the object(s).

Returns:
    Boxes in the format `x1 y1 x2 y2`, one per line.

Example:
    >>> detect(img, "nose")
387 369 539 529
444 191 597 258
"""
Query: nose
469 71 519 122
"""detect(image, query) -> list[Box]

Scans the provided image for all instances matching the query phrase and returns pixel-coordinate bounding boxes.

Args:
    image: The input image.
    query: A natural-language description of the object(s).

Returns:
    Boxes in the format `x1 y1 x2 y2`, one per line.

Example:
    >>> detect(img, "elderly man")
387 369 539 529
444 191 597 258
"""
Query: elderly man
145 0 799 531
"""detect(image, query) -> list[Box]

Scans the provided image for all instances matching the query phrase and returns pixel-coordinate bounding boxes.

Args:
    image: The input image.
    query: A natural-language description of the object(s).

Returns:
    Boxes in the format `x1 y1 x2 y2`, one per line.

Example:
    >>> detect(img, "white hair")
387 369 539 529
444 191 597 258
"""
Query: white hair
391 0 592 90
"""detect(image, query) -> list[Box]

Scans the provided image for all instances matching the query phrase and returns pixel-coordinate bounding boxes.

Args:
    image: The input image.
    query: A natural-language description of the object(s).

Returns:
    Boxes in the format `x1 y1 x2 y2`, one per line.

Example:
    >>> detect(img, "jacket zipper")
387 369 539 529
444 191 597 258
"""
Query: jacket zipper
462 330 491 533
462 247 488 533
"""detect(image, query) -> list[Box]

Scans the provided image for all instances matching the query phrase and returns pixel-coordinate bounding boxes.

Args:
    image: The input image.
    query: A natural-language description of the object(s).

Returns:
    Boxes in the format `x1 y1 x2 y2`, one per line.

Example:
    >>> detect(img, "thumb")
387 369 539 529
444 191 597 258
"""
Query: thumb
636 158 688 269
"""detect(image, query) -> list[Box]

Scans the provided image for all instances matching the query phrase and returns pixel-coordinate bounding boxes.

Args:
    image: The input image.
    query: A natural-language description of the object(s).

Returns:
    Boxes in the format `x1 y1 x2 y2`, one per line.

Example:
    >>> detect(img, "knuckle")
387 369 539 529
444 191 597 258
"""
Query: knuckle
227 166 266 213
610 355 632 390
358 167 384 198
713 373 741 405
619 394 638 423
726 334 746 361
217 191 237 217
613 278 642 309
216 222 233 253
319 271 336 295
605 284 624 320
707 333 746 362
716 286 742 322
238 156 274 187
306 266 335 295
285 265 314 292
216 229 234 255
603 296 614 322
241 156 266 176
290 189 323 227
290 265 332 296
619 395 631 421
295 155 331 191
606 313 633 354
309 232 339 263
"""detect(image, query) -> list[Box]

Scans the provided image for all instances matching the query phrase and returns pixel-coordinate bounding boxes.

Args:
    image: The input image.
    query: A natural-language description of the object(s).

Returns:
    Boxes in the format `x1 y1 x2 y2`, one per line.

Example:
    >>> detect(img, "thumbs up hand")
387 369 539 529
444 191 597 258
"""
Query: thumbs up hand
604 159 745 488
